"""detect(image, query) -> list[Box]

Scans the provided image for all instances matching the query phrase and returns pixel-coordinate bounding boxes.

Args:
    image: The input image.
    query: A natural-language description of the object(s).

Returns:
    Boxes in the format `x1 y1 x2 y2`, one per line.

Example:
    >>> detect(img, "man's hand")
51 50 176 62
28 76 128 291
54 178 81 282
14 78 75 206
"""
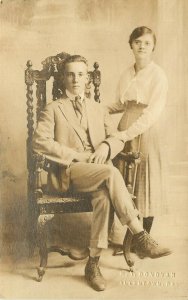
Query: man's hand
74 152 91 162
88 143 109 164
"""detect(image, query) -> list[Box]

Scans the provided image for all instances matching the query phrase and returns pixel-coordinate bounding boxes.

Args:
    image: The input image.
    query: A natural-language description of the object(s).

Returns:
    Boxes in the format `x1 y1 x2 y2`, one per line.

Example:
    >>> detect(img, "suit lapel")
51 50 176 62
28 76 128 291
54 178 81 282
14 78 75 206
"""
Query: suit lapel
85 99 98 149
58 97 86 148
58 96 101 150
58 97 79 126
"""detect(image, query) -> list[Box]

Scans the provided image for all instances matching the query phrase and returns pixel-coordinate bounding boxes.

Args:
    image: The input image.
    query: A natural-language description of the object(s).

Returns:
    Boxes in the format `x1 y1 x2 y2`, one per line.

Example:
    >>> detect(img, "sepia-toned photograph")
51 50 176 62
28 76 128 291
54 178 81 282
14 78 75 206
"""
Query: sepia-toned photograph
0 0 188 299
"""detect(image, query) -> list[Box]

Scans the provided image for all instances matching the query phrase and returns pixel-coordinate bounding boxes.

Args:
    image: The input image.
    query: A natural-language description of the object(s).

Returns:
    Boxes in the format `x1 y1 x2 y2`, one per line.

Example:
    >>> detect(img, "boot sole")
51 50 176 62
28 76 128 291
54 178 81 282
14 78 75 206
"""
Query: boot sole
136 250 172 259
85 277 106 291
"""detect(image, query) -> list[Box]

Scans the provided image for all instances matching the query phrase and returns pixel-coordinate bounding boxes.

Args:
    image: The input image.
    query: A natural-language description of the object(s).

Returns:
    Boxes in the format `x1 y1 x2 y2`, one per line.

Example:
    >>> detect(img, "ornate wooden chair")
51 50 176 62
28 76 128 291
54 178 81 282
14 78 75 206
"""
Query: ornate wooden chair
25 52 140 281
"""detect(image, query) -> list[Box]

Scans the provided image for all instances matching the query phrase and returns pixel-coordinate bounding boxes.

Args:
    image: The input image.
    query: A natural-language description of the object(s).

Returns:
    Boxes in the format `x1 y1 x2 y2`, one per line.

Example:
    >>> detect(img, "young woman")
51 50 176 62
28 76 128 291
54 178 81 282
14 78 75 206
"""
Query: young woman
108 26 168 251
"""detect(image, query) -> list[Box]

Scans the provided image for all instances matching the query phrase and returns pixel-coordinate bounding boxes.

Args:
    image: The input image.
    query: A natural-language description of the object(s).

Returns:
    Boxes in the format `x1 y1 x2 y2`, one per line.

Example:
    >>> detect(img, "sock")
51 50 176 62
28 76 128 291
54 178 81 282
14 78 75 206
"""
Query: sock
143 217 154 233
128 217 144 235
89 248 102 258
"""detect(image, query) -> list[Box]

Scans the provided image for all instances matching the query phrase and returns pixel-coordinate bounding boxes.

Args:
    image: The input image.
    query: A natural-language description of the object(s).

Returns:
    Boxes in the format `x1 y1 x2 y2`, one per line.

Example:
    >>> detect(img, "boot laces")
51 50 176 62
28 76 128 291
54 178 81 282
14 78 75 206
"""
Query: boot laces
90 261 102 278
140 231 159 249
87 257 103 280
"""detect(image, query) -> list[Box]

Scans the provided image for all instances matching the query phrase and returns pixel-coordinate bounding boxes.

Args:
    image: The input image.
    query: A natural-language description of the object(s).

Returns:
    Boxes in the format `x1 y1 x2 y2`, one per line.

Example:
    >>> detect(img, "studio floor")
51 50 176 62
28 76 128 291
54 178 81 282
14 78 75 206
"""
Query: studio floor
0 162 188 300
0 215 188 300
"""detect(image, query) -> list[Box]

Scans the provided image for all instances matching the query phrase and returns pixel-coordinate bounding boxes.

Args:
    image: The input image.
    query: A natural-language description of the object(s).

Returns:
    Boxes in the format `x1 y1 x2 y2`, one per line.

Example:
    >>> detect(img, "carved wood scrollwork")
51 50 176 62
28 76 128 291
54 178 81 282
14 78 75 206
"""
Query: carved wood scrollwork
41 52 70 100
25 61 35 198
93 62 101 103
36 80 46 122
85 72 92 99
33 154 46 199
41 52 71 74
38 214 55 228
37 213 55 281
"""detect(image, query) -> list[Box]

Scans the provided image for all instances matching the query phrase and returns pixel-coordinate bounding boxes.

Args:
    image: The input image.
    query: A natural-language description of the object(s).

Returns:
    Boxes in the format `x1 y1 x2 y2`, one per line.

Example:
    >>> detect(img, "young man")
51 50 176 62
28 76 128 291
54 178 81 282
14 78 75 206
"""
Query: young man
33 55 171 292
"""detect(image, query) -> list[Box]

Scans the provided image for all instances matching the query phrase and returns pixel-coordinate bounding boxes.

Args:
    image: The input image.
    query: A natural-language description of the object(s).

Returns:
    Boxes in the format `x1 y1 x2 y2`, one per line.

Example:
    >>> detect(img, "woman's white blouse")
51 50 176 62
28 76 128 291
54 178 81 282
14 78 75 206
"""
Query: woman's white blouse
109 61 168 142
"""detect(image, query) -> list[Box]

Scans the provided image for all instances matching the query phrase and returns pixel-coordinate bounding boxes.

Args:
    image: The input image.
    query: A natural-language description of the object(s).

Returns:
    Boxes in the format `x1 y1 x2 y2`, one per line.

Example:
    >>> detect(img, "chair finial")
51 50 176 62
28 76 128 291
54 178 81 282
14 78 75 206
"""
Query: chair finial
94 62 99 70
26 60 33 68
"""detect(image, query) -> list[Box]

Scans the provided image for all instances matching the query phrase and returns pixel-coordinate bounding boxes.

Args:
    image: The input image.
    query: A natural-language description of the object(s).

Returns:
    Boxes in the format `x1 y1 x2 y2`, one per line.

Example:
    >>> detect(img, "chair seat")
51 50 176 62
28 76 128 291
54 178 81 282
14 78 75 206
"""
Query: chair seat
37 192 93 214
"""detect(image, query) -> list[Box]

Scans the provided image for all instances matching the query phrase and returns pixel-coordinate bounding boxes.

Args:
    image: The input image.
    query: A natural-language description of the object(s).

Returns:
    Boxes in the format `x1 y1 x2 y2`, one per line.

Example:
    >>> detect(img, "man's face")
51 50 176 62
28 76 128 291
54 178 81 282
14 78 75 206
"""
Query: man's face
63 61 88 95
131 33 154 60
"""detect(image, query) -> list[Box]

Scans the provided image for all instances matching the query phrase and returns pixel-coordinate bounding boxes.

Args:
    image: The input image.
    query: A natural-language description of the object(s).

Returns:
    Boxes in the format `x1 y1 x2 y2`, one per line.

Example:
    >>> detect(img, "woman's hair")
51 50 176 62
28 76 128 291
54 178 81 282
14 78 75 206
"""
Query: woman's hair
129 26 156 50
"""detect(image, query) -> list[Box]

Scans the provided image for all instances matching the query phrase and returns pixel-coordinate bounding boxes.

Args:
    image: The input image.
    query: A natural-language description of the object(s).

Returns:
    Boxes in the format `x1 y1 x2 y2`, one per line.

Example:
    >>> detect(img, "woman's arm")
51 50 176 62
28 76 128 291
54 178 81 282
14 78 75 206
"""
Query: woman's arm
114 74 168 142
107 100 126 114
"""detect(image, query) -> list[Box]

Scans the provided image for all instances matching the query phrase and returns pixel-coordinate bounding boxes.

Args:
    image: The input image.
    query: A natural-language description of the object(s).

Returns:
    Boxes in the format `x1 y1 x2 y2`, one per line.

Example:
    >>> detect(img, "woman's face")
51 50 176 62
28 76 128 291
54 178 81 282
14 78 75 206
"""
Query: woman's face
131 33 154 60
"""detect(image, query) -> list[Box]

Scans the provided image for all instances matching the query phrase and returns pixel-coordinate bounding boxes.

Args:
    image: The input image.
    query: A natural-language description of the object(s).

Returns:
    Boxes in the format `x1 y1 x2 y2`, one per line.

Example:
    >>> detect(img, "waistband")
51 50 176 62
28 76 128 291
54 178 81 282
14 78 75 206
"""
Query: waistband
126 100 148 110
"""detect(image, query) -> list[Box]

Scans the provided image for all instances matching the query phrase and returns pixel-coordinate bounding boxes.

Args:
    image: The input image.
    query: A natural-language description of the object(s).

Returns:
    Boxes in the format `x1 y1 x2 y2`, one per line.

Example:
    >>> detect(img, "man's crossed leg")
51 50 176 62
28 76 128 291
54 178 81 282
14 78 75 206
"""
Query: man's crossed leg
69 162 171 291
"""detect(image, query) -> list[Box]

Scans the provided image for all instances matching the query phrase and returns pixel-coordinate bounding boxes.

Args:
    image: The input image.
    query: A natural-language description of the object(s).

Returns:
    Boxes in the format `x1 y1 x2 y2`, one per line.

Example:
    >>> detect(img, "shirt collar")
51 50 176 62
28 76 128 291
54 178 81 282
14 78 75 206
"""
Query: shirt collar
66 89 85 103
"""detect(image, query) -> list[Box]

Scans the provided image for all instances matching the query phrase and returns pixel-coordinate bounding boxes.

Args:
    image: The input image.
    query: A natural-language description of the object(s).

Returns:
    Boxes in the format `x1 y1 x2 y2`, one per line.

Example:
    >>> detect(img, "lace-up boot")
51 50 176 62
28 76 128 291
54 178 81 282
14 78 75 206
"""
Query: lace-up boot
133 231 172 259
85 256 106 291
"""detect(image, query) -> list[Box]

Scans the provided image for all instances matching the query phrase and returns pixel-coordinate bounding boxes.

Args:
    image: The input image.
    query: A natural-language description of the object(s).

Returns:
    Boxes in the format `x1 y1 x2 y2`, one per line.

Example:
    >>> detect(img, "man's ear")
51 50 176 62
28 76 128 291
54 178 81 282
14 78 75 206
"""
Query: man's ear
86 72 89 84
61 73 65 84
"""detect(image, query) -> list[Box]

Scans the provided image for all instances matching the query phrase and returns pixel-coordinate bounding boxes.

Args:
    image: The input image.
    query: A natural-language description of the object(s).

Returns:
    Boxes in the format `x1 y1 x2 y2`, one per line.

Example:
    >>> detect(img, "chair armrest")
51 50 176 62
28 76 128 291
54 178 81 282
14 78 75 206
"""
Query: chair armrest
33 151 141 200
117 151 140 163
33 153 47 198
115 151 141 196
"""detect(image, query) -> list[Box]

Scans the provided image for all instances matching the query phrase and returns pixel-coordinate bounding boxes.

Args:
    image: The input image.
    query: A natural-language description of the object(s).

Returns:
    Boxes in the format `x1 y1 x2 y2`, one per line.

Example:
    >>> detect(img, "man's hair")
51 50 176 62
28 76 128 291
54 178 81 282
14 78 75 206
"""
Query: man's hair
62 55 88 72
129 26 156 51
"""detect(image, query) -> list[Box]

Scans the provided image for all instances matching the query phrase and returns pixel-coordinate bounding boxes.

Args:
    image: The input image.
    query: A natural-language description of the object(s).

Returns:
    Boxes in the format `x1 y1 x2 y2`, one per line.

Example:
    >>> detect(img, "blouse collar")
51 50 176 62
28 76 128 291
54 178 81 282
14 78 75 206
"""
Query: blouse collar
132 60 154 77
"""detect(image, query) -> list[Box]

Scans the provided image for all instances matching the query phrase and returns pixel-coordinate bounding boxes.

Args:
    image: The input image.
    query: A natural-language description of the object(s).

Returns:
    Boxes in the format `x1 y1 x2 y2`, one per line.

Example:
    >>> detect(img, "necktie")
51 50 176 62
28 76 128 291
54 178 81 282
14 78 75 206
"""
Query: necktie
74 96 83 121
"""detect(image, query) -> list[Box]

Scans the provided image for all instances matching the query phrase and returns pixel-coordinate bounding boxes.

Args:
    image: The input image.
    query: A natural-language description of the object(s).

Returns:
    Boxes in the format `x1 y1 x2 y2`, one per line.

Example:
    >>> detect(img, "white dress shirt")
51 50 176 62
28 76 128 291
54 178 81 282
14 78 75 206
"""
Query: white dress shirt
66 89 85 103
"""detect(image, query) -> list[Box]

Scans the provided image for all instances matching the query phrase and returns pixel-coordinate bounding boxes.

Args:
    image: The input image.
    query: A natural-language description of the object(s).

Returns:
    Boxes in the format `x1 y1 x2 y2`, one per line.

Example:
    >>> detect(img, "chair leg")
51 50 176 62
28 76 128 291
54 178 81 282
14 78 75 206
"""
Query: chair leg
28 203 38 258
37 214 54 282
123 228 135 272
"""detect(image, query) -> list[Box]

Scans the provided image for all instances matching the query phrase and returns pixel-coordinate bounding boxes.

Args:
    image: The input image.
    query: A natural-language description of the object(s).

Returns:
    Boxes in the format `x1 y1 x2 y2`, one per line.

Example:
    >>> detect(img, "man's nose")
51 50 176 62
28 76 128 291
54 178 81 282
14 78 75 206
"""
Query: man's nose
73 75 79 82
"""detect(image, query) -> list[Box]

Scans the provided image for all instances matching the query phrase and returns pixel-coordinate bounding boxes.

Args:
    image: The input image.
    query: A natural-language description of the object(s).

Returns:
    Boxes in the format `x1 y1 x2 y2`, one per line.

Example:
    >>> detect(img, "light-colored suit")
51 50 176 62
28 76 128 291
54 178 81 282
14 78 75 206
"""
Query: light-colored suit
33 96 124 191
33 96 138 249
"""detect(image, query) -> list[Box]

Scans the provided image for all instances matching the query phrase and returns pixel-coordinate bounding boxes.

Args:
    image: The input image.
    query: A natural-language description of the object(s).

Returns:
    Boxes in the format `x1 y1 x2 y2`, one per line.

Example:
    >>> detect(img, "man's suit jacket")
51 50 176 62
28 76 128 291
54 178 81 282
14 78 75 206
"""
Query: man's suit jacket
33 95 124 192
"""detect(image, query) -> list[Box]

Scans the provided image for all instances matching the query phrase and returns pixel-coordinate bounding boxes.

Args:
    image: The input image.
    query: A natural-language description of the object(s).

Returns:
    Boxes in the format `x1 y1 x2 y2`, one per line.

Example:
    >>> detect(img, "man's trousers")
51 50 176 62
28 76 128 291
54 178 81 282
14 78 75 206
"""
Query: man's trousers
69 162 138 249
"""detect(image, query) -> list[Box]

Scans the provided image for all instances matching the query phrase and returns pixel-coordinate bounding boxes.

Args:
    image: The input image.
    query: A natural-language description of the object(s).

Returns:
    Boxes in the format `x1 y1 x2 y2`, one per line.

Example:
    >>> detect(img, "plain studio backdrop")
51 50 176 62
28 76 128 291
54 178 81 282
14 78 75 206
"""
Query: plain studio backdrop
0 0 188 265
